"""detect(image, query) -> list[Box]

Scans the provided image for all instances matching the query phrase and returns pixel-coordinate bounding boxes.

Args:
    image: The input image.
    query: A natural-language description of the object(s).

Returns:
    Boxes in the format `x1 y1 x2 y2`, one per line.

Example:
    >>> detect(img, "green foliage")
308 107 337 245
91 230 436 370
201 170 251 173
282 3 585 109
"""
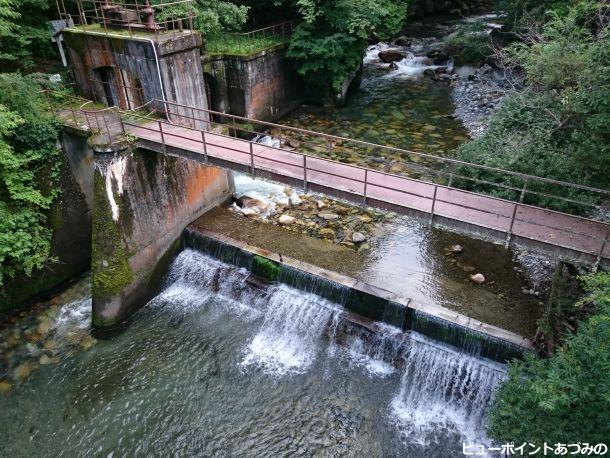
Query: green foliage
0 73 61 285
154 0 249 36
456 1 610 212
0 0 54 69
487 272 610 444
252 255 279 282
206 33 286 56
446 21 492 65
496 0 576 31
287 0 410 93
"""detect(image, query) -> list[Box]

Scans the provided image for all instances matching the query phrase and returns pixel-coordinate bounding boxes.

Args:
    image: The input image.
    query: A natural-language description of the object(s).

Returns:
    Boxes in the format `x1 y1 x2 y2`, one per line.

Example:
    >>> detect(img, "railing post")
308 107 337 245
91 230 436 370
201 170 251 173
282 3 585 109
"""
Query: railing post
519 177 529 203
448 162 456 188
594 225 610 272
250 141 255 176
363 169 368 205
158 120 167 153
505 203 519 248
429 185 438 227
303 155 308 191
201 130 208 164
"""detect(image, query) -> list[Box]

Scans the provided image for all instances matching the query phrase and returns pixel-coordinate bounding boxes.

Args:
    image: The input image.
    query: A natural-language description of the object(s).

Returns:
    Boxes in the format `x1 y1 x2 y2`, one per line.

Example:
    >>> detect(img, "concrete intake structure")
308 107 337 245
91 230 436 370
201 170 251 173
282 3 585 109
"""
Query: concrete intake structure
63 27 210 129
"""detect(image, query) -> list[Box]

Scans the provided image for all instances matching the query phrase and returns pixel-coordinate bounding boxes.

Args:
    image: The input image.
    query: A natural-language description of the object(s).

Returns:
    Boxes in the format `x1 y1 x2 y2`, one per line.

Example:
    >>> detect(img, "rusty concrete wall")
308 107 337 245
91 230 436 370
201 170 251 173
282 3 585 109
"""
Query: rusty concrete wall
63 30 209 127
92 148 233 327
203 45 305 122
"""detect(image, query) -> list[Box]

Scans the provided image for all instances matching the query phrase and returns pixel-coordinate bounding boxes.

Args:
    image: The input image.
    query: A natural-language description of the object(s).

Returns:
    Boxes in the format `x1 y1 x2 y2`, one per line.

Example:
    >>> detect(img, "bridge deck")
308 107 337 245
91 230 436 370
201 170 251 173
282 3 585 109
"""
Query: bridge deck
127 121 610 264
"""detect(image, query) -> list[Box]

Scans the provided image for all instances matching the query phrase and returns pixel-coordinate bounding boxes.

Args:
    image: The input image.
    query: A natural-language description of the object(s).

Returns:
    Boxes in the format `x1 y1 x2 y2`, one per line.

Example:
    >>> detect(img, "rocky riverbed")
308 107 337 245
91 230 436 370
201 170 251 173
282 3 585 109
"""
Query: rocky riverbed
230 175 392 251
0 275 94 393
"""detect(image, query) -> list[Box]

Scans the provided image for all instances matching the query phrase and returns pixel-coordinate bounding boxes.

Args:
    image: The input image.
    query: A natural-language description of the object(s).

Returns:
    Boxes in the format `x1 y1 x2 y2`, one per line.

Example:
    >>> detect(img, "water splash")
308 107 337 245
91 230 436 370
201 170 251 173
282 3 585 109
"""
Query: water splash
242 287 339 376
390 334 506 446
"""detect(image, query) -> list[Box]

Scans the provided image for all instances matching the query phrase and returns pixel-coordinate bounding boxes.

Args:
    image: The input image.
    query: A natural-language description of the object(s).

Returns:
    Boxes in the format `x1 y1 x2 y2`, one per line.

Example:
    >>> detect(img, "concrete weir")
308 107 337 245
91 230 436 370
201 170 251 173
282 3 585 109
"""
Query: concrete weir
183 227 533 363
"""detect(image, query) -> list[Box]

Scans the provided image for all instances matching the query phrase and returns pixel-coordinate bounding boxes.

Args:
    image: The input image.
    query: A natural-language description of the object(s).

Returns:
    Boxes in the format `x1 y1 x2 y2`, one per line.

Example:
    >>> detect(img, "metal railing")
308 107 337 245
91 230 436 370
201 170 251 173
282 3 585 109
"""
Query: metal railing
149 100 610 215
56 0 196 41
204 21 294 55
117 99 610 268
44 91 610 267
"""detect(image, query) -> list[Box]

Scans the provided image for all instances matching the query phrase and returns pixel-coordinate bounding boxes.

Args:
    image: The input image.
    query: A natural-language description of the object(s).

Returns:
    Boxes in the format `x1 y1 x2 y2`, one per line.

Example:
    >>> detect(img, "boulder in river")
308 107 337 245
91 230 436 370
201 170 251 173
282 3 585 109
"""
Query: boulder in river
318 212 340 221
393 36 412 47
352 232 367 243
14 362 34 381
470 273 486 284
378 50 404 63
0 380 12 393
278 215 295 225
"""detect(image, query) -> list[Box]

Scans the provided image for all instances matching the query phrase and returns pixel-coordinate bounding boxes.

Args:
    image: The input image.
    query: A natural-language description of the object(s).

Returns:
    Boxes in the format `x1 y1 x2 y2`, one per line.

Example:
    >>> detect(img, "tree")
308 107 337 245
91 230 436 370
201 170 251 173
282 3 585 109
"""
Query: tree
286 0 410 95
0 73 61 285
0 0 55 69
487 272 610 445
455 1 610 212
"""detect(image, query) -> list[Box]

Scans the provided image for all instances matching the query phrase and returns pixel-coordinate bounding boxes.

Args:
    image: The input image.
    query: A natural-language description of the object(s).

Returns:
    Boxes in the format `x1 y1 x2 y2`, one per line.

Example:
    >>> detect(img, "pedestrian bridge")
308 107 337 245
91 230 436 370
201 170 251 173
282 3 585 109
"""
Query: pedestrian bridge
58 95 610 269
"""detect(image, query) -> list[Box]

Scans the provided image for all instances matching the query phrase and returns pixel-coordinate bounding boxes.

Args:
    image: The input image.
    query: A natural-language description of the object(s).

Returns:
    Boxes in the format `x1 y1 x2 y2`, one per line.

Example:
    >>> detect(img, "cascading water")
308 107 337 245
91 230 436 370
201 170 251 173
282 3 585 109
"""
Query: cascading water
390 335 506 446
157 248 507 446
242 289 338 375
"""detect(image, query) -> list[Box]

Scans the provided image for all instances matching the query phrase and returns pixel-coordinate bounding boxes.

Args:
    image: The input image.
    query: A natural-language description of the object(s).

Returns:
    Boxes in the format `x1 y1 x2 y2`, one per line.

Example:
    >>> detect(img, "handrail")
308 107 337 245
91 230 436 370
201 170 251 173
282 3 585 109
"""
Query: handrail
156 99 610 199
44 91 610 266
121 112 610 267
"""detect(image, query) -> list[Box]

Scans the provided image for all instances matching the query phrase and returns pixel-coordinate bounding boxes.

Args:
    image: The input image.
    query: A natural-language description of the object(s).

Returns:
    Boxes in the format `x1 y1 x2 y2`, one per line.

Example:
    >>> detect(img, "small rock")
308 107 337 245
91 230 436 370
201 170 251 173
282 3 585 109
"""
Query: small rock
359 215 373 223
14 362 34 381
37 320 54 335
39 355 53 365
316 200 327 210
318 213 339 221
470 273 486 284
358 243 370 252
240 208 258 217
80 334 96 351
0 381 12 393
447 244 464 253
43 340 58 351
278 215 295 225
388 62 399 70
352 232 367 243
287 139 300 148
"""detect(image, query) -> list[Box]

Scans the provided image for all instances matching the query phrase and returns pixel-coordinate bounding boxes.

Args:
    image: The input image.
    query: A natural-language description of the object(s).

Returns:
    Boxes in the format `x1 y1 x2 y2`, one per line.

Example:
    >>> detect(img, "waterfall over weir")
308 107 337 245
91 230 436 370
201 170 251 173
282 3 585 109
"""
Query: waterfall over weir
159 249 507 444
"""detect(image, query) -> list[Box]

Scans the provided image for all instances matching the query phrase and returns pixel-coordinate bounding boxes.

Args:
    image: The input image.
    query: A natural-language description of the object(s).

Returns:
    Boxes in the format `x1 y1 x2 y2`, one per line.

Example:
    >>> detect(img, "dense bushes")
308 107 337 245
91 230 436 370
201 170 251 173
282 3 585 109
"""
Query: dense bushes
0 73 61 285
488 272 610 444
455 1 610 212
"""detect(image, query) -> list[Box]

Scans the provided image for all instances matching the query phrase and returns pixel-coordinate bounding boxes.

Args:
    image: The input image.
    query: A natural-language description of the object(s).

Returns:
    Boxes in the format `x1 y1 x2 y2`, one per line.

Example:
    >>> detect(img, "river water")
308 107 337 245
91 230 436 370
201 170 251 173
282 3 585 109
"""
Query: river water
0 250 506 457
279 17 475 170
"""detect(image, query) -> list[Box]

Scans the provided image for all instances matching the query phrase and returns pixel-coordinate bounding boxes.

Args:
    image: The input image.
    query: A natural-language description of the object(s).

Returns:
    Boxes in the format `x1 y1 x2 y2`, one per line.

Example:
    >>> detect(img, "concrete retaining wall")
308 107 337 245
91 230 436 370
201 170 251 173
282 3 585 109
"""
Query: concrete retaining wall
92 148 234 327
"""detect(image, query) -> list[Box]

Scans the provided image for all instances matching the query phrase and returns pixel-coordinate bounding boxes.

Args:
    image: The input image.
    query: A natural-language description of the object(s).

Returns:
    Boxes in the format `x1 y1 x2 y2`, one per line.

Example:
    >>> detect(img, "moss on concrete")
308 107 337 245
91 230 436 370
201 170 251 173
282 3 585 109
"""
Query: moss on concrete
252 255 279 282
92 167 134 302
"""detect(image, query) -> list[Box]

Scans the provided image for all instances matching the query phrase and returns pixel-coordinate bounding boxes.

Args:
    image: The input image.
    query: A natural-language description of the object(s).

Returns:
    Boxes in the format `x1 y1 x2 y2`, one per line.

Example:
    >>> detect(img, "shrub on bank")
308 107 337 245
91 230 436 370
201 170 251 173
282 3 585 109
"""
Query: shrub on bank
487 272 610 444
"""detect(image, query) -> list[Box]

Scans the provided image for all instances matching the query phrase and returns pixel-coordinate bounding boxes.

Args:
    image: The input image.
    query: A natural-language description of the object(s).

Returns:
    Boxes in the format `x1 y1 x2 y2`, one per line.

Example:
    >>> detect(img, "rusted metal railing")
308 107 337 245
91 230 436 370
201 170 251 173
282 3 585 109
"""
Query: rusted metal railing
116 99 610 267
56 0 196 41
